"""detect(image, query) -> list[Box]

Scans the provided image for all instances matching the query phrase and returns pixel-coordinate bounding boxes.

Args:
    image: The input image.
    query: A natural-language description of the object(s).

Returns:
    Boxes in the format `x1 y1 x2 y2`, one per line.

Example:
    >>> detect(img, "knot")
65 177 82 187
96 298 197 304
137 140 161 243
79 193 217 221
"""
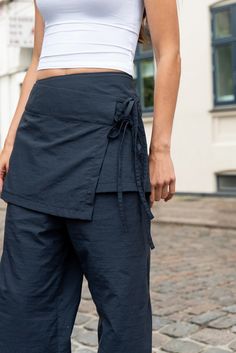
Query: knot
106 95 155 250
107 97 135 140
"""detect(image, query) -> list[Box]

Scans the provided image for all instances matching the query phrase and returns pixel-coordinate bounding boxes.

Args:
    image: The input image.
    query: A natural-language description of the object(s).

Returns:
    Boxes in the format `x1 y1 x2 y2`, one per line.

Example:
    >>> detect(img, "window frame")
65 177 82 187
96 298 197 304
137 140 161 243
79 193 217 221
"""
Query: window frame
133 42 155 114
211 3 236 107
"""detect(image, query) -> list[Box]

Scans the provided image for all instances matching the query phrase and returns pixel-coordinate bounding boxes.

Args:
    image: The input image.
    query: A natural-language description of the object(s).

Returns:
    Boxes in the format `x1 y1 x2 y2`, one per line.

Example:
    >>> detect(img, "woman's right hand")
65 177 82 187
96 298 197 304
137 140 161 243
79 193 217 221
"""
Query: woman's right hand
0 145 13 193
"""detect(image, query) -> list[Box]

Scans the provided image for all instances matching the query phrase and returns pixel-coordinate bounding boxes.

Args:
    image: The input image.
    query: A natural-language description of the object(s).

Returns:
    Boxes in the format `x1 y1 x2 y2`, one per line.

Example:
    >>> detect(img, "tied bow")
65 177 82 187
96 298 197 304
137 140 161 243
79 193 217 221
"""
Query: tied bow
107 96 155 250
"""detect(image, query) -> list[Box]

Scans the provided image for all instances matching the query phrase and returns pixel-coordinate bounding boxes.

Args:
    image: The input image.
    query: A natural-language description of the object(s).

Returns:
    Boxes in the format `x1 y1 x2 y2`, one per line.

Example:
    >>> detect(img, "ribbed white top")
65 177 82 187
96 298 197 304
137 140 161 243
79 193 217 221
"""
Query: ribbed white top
36 0 144 77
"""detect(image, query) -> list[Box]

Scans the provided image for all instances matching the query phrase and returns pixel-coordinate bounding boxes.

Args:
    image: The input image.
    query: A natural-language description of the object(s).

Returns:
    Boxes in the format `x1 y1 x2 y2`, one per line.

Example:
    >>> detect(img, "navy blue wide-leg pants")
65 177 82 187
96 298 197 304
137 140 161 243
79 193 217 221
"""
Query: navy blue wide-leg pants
0 71 155 352
0 191 152 353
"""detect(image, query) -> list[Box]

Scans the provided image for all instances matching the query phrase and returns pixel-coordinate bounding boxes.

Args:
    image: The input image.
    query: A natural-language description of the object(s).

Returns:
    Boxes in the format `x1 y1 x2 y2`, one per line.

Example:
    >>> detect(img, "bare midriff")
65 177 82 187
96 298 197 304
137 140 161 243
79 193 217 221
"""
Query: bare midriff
36 67 125 81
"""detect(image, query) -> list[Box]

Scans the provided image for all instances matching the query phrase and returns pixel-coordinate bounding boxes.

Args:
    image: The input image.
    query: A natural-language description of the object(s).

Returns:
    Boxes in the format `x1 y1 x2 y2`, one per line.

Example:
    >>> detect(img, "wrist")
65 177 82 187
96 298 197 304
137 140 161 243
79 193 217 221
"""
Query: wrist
149 142 171 154
4 139 14 150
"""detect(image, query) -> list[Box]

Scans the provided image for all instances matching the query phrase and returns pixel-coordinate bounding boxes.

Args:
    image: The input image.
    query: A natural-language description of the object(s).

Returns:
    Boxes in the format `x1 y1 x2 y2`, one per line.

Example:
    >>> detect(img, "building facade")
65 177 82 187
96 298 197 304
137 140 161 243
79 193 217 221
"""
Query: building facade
0 0 235 194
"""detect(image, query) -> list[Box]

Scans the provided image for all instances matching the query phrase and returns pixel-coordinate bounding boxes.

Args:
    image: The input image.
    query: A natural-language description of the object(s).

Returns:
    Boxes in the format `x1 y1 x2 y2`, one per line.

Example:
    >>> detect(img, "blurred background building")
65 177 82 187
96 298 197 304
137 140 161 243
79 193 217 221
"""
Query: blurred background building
0 0 236 195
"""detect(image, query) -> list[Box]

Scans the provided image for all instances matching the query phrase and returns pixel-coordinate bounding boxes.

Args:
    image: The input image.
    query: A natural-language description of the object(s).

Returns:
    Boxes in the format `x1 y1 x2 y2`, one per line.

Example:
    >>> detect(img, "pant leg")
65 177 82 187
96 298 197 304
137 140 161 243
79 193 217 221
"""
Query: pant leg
66 192 152 353
57 241 84 353
0 202 84 353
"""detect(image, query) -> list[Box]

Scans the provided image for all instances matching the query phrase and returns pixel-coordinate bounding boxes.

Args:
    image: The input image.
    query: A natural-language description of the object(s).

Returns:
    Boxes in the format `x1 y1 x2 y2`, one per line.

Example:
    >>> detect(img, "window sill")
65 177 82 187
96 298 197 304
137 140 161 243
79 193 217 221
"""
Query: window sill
209 104 236 113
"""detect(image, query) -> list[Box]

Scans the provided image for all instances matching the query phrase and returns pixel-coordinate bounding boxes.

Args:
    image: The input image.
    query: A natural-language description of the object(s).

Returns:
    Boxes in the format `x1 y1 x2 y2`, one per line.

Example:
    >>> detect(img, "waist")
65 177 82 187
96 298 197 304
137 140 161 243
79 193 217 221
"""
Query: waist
36 68 125 81
26 71 138 124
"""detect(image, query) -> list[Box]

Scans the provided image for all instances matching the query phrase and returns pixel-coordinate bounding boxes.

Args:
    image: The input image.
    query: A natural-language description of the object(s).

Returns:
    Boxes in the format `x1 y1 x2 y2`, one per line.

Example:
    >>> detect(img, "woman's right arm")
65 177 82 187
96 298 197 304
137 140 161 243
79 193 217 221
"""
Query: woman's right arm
0 0 44 192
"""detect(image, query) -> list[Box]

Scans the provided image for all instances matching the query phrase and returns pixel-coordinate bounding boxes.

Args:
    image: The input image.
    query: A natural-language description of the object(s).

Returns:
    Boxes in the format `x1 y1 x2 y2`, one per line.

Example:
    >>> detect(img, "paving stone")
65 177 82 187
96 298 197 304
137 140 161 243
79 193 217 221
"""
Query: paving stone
190 327 236 345
75 328 98 347
208 289 234 301
186 304 218 315
153 331 171 347
152 316 175 330
162 339 203 353
218 297 236 306
84 318 98 331
71 325 80 339
190 311 226 325
203 349 232 353
81 283 92 300
154 304 186 316
79 299 97 314
159 322 199 338
71 340 80 352
168 311 195 322
229 340 236 350
75 313 93 326
223 305 236 314
72 348 95 353
207 315 236 329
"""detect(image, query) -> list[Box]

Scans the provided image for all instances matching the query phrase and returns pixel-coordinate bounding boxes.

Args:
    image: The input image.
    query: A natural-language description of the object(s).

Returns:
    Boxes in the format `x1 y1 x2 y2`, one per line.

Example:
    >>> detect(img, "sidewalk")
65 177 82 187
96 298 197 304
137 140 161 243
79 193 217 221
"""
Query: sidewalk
0 196 236 353
152 194 236 229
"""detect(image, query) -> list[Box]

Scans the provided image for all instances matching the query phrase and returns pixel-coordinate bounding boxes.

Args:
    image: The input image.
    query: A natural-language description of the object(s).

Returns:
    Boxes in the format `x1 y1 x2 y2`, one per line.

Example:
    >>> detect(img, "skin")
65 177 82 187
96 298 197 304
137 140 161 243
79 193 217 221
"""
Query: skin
0 0 181 208
145 0 181 206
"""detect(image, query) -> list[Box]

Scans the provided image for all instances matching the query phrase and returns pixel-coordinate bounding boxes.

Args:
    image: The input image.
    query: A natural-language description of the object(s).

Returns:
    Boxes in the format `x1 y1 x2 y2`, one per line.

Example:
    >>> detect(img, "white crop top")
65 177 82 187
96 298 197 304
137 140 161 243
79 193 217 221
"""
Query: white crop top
36 0 145 77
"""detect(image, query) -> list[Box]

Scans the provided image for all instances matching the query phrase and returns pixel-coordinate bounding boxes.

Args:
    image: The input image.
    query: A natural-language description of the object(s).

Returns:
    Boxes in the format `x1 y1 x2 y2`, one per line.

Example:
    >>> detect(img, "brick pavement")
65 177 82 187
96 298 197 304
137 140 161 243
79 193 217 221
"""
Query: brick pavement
0 195 236 353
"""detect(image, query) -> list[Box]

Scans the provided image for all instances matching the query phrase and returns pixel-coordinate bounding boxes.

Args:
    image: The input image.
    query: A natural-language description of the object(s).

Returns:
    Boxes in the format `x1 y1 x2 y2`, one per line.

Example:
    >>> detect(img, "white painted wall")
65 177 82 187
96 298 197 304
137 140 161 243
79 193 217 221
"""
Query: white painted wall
168 0 236 192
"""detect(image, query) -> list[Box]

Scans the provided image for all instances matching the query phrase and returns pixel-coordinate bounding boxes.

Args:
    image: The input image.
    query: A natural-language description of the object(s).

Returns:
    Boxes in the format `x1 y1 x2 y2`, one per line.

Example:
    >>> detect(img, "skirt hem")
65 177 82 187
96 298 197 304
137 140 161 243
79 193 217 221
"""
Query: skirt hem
0 189 94 220
0 186 150 219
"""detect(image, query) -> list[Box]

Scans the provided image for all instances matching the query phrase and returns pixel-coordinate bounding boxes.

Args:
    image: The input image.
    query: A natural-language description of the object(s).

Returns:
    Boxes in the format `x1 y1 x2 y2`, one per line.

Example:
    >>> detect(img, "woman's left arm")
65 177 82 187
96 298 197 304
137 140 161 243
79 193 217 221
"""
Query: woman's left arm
144 0 181 206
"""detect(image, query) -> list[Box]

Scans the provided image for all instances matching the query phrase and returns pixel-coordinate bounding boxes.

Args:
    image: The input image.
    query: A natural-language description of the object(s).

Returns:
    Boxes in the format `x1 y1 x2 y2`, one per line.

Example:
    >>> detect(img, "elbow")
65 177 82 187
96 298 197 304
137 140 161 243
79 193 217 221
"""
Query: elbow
155 48 181 64
155 48 181 73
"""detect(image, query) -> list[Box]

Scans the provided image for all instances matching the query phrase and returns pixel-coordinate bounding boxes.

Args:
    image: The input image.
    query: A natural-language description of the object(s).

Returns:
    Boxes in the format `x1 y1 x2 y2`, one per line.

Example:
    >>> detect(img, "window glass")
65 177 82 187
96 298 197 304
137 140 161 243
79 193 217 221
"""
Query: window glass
140 59 154 109
218 175 236 192
215 44 234 103
214 9 231 39
134 36 154 112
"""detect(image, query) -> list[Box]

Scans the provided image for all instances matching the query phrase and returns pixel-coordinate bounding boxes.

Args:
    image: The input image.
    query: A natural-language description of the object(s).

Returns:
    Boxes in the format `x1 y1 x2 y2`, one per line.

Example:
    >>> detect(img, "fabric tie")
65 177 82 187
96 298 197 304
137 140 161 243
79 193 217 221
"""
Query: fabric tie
107 96 155 250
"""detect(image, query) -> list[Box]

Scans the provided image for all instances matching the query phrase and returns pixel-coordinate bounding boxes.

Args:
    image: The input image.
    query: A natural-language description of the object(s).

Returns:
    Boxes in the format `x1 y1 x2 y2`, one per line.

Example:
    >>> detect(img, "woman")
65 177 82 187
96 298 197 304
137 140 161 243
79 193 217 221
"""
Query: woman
0 0 181 352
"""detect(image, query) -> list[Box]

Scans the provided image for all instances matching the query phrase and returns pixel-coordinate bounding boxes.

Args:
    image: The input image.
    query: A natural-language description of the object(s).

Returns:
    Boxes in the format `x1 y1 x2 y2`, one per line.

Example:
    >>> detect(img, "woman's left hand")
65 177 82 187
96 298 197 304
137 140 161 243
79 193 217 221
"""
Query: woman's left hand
148 150 176 208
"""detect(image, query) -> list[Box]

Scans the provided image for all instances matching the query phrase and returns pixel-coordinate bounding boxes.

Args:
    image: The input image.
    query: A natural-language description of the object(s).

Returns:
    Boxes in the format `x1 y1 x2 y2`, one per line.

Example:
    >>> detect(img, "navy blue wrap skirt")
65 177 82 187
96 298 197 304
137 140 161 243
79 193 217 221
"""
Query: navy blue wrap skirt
1 71 155 250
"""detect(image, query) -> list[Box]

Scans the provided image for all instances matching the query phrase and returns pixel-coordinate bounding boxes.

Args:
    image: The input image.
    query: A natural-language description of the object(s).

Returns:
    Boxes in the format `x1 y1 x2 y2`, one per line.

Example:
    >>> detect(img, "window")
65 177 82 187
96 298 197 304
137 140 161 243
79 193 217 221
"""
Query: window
211 4 236 106
217 172 236 193
134 37 155 114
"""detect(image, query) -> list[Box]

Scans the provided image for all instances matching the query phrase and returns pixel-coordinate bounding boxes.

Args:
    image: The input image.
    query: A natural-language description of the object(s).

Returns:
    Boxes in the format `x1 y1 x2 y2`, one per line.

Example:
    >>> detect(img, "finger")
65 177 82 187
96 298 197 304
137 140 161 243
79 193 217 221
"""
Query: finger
149 197 154 209
155 182 163 201
164 192 174 202
161 183 169 199
149 196 153 208
0 170 6 178
0 167 6 175
164 179 176 202
150 186 155 207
